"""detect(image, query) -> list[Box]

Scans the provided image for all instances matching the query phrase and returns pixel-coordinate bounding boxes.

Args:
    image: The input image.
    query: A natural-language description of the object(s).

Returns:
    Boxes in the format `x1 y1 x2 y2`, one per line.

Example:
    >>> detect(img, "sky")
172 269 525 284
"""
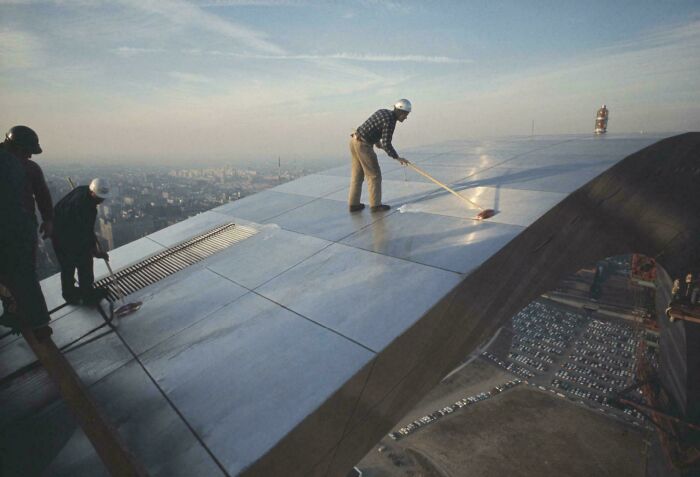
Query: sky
1 0 699 165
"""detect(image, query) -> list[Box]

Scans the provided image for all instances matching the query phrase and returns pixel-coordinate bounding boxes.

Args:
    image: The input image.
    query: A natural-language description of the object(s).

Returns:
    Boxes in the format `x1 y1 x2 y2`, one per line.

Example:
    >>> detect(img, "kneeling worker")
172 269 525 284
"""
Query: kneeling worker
349 99 411 213
52 178 111 305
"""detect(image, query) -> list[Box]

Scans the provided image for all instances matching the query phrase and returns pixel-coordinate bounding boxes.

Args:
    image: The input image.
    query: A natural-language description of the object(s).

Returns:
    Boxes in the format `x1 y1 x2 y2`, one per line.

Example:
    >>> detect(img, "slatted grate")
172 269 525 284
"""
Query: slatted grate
95 222 257 300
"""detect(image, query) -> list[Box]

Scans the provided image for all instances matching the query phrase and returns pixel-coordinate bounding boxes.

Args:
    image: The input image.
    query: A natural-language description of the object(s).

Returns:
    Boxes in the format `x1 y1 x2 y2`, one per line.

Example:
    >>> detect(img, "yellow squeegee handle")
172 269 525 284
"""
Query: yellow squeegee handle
407 162 485 211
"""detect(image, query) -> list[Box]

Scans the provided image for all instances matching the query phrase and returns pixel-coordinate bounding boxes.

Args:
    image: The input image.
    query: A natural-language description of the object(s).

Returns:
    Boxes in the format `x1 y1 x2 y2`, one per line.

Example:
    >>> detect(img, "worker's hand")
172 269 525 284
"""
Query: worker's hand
39 221 53 239
94 250 109 261
396 157 410 166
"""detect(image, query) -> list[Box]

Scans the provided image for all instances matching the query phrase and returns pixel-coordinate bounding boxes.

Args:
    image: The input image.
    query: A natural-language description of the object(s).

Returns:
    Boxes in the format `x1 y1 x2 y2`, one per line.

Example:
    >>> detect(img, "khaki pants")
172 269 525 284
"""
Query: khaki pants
348 136 382 207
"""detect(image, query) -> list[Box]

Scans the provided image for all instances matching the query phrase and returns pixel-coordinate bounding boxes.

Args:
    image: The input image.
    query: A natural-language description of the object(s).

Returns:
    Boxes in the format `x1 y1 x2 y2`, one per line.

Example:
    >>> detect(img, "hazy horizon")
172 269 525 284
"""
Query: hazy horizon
2 1 699 165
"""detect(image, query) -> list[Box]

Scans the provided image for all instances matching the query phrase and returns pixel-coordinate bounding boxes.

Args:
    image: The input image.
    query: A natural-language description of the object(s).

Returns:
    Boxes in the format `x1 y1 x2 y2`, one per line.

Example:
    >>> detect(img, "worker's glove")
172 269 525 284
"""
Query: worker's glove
396 157 410 166
94 250 110 261
39 221 53 239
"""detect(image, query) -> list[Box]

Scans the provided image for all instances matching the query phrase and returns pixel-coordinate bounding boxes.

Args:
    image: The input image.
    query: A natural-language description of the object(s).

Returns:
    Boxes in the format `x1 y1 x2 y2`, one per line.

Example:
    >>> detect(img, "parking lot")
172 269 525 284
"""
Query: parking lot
389 378 522 440
482 300 650 426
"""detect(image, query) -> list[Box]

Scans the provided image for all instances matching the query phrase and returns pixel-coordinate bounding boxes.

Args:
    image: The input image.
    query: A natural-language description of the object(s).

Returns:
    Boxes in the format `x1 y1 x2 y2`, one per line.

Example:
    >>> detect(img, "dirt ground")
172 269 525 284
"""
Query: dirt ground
357 360 647 477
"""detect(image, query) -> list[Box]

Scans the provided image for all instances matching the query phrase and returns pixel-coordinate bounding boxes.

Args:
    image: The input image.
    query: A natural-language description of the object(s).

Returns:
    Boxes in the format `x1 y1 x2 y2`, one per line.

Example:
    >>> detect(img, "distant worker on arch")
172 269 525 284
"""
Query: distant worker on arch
348 99 411 213
595 104 609 134
51 178 112 305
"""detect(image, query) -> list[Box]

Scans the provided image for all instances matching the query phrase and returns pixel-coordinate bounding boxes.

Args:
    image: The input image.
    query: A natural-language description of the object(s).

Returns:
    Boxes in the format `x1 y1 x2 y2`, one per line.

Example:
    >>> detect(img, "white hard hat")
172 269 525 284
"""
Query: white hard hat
394 99 412 113
89 178 112 199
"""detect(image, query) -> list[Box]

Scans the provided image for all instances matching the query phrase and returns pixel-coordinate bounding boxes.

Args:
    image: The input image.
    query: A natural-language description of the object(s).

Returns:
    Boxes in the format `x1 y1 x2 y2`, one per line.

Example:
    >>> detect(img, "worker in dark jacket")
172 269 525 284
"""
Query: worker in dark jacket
52 178 111 305
1 126 54 261
0 126 51 332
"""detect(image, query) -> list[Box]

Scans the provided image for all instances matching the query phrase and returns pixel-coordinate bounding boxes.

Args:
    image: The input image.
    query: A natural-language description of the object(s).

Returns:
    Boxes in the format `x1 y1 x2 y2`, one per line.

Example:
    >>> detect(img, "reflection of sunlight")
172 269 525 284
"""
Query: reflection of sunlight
468 186 488 203
462 230 479 245
398 203 429 213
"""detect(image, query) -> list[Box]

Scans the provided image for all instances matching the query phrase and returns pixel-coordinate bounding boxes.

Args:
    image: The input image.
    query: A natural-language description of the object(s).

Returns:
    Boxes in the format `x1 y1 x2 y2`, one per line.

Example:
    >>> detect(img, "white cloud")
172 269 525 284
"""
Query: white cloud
117 0 285 54
168 71 212 83
193 0 307 6
180 49 470 64
112 46 166 58
0 27 42 68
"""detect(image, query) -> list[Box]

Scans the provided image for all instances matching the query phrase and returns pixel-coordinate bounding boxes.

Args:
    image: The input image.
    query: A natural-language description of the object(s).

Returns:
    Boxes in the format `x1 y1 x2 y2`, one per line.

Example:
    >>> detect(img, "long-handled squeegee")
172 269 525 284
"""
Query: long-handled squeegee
406 163 496 220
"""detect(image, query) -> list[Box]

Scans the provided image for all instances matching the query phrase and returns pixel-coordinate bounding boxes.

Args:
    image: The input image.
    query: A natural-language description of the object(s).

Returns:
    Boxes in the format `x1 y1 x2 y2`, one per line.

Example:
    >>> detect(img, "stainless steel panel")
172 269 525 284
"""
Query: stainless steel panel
406 185 568 228
0 306 105 381
272 174 349 198
256 243 462 352
1 360 224 477
341 211 525 273
206 228 331 290
147 212 236 248
0 331 132 427
453 163 614 193
212 190 317 223
382 164 482 184
323 179 439 207
264 198 381 242
140 292 374 476
116 268 249 356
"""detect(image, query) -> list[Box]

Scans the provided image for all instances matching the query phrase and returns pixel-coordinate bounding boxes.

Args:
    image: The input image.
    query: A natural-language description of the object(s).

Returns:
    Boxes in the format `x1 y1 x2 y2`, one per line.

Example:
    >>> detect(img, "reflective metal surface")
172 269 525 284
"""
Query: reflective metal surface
341 211 525 273
265 198 381 242
206 228 331 290
212 190 316 223
147 211 241 247
1 360 224 477
324 179 439 206
458 162 615 193
139 292 374 476
256 243 462 351
271 173 349 198
116 267 249 355
409 185 567 227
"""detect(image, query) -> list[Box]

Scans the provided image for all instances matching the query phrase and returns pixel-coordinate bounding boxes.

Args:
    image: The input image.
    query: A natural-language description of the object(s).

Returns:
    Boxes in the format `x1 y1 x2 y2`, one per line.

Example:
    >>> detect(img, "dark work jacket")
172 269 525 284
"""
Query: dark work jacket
0 148 36 247
0 144 52 224
53 186 97 258
22 158 53 224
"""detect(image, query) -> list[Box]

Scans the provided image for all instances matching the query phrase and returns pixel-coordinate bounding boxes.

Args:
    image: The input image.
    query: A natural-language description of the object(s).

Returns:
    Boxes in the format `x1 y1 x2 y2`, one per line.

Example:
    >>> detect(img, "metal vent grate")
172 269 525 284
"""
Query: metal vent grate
95 222 257 300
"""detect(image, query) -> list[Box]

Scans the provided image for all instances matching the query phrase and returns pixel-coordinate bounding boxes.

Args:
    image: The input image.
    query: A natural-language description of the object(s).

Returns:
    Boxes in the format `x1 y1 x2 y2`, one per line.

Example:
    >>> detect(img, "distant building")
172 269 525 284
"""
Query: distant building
98 218 114 250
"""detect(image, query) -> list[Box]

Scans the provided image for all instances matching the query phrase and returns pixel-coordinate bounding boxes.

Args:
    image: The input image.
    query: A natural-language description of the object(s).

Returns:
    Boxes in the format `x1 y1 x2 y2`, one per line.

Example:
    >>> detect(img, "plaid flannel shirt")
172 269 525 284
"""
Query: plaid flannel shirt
356 109 399 159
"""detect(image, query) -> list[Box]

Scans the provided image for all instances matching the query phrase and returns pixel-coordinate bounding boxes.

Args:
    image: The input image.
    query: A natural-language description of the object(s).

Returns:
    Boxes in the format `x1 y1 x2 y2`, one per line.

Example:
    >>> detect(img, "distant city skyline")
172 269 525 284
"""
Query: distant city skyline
2 0 699 164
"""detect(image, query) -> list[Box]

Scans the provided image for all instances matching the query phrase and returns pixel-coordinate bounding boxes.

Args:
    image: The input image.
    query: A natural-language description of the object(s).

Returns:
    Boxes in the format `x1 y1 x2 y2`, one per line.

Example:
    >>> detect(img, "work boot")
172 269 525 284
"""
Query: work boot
0 311 21 334
81 287 110 306
370 204 391 212
0 312 51 336
349 203 365 212
63 288 82 305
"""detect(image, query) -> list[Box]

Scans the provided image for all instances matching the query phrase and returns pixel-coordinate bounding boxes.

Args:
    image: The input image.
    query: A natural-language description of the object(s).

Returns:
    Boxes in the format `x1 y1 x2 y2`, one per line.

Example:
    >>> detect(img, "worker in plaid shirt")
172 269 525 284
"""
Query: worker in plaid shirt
348 99 411 212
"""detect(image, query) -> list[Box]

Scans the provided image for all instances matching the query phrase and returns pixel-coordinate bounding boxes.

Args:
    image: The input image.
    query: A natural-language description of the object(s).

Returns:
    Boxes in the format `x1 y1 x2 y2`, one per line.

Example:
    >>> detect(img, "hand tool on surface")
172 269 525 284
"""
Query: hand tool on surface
406 163 496 220
95 240 142 319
